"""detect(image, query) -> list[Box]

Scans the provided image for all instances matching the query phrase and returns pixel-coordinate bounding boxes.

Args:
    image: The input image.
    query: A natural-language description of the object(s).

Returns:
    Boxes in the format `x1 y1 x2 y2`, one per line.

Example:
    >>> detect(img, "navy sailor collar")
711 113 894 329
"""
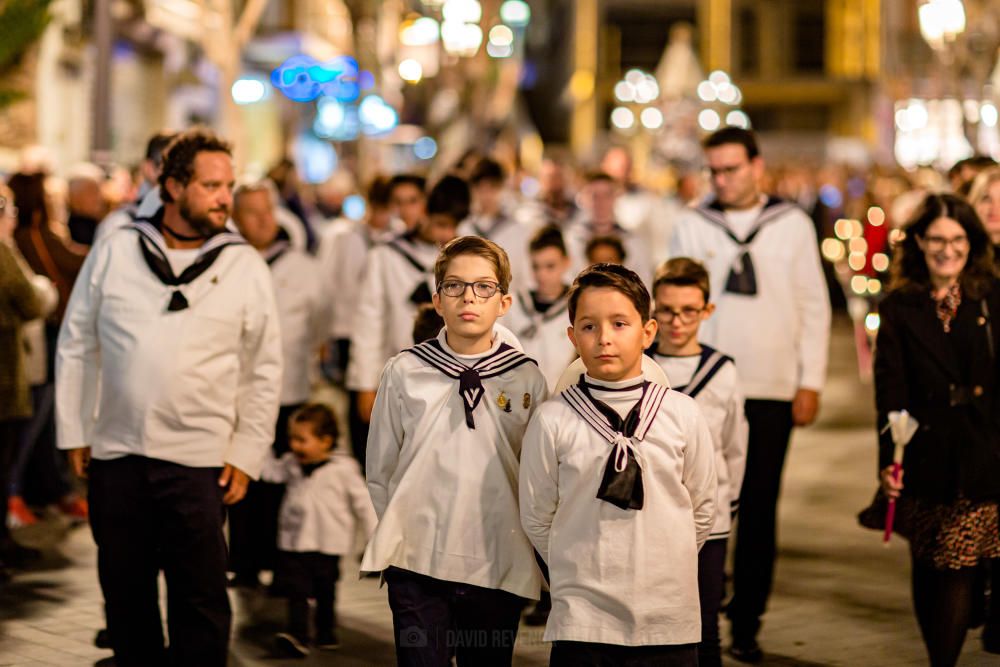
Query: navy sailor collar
404 331 536 429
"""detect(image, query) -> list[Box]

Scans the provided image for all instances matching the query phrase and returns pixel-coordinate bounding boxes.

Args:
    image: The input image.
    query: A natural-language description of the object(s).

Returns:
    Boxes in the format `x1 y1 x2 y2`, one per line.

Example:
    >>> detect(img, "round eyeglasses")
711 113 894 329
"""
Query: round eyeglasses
438 280 502 298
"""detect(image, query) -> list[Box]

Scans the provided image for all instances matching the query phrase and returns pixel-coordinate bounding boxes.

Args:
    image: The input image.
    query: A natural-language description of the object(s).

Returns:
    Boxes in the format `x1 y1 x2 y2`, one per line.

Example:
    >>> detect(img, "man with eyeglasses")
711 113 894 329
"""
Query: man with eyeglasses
669 126 831 663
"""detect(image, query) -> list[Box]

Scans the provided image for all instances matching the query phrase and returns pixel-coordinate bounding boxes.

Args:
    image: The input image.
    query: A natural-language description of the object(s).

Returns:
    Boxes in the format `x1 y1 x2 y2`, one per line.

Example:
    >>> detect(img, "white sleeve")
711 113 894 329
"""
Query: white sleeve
668 212 698 260
682 403 718 550
330 231 369 339
344 458 379 542
365 359 406 518
346 248 389 392
55 246 106 450
224 261 283 479
519 409 559 563
720 364 748 516
259 454 291 483
792 213 831 392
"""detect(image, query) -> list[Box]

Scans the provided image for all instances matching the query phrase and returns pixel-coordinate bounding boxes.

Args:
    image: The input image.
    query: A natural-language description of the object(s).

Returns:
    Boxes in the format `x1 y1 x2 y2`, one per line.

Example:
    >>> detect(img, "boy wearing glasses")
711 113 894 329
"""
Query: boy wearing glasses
520 263 717 667
362 236 549 666
649 258 748 667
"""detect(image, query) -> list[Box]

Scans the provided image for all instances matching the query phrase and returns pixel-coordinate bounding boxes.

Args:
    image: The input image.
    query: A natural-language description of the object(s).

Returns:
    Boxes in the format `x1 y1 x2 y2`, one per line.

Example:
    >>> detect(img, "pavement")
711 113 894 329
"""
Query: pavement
1 316 998 666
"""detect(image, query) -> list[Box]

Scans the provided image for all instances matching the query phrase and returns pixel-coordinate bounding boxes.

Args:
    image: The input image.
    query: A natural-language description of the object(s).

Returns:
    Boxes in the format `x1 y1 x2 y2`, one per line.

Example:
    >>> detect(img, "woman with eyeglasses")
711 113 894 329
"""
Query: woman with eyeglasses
874 192 1000 666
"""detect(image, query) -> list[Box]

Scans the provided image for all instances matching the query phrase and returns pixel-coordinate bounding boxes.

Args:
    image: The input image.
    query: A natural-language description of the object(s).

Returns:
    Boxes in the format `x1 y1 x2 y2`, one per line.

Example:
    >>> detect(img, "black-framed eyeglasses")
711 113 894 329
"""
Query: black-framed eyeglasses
438 280 502 298
653 306 705 324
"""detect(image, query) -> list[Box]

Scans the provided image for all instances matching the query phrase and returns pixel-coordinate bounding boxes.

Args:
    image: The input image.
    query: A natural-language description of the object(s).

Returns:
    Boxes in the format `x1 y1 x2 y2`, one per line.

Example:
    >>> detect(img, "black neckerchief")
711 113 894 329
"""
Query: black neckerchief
405 336 536 429
300 458 331 477
695 196 797 296
133 209 246 312
263 228 293 266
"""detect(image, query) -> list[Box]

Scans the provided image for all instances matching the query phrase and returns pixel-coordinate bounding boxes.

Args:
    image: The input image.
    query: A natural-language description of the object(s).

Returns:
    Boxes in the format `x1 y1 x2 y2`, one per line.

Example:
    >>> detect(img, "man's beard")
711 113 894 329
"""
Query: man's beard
179 197 229 238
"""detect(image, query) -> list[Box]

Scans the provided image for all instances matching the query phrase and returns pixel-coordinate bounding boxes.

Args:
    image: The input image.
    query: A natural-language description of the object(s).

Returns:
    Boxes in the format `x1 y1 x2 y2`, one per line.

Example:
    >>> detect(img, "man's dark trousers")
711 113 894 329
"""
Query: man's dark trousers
726 399 794 642
89 455 231 666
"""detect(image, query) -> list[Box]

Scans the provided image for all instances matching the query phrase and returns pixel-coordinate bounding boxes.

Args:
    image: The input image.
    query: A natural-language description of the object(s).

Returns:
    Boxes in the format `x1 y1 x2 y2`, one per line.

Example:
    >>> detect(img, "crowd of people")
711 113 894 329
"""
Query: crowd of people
0 122 998 667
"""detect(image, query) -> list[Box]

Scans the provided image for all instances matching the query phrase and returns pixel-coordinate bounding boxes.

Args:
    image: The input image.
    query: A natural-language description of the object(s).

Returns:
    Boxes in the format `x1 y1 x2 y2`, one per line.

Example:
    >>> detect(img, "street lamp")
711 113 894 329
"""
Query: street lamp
918 0 966 51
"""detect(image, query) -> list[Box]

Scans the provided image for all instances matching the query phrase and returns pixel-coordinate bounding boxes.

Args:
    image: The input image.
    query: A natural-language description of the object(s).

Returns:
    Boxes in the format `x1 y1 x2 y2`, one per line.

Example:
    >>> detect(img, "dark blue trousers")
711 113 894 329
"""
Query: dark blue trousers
698 538 728 667
89 455 230 667
384 566 526 667
549 640 698 666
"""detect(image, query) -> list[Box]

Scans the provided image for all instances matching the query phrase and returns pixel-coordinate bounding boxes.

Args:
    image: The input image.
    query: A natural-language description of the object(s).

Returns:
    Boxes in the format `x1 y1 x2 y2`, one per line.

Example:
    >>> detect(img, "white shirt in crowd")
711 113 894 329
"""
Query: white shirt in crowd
669 198 831 400
345 231 439 392
563 216 655 285
502 289 577 392
458 212 534 290
519 373 717 646
268 247 327 405
317 217 403 341
261 452 377 555
55 227 283 479
93 186 163 247
361 328 549 600
651 347 748 539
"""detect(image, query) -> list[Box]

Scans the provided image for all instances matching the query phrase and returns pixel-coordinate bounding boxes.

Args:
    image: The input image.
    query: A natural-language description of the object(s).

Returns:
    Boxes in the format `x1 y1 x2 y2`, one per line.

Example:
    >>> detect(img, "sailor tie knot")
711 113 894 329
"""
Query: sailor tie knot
458 368 485 429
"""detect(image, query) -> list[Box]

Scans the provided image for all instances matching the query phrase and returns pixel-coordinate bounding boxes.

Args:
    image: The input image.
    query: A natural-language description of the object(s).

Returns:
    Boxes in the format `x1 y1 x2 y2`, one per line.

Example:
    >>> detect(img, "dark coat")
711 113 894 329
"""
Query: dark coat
874 281 1000 503
0 242 44 421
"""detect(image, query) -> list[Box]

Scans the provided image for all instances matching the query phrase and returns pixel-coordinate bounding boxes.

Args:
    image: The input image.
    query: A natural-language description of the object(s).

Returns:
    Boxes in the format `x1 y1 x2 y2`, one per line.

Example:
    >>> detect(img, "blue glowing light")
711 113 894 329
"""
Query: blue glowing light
271 55 361 103
358 95 398 136
413 136 438 160
343 194 367 220
818 184 843 209
294 133 337 184
359 70 375 90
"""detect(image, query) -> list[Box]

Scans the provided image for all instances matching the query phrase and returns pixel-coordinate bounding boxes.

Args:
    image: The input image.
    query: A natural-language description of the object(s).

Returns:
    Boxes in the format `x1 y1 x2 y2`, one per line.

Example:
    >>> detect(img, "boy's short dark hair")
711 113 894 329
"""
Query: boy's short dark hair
289 403 339 446
388 173 427 197
702 126 759 160
469 158 506 186
653 257 712 303
426 175 471 223
158 127 233 203
529 224 567 256
366 175 393 207
412 303 445 344
567 263 651 324
584 171 616 186
585 235 626 263
434 235 512 294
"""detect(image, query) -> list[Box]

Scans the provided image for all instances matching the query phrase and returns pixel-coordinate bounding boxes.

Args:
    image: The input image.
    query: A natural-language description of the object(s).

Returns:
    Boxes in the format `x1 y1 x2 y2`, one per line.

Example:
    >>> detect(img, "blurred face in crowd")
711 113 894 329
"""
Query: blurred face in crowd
601 148 632 185
288 419 333 465
584 179 618 225
705 143 764 210
917 216 969 286
168 151 234 237
420 213 459 246
569 287 657 382
369 203 392 231
654 284 714 353
531 246 570 299
587 241 624 266
473 179 503 217
0 189 15 241
391 183 426 229
974 180 1000 244
539 160 566 200
68 178 106 220
233 189 279 251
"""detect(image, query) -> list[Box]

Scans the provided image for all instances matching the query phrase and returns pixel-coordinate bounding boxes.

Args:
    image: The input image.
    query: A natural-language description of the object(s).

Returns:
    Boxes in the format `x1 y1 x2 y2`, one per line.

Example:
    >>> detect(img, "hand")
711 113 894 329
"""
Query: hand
792 388 820 426
218 464 250 505
880 465 904 499
357 391 377 424
68 447 91 479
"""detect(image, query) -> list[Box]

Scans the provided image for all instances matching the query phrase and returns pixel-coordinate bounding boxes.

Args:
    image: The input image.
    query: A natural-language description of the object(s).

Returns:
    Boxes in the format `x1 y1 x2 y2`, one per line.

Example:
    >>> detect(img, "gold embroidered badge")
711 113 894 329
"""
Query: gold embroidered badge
523 393 531 409
497 391 509 410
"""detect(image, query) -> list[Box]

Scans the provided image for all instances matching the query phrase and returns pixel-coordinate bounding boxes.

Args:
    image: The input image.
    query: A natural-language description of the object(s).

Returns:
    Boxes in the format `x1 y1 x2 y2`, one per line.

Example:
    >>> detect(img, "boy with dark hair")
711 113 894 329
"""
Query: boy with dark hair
460 157 532 290
649 258 748 667
585 235 627 266
520 263 716 667
505 225 576 390
387 174 428 230
345 176 466 468
363 235 548 666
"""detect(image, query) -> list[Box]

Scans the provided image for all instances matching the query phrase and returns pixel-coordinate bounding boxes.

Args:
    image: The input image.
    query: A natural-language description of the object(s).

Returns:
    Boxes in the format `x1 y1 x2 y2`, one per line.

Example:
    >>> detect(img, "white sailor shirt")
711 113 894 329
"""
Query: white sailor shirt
261 452 377 555
361 328 549 599
669 197 831 400
519 374 717 646
55 221 282 479
345 230 439 392
502 288 577 391
650 346 748 539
